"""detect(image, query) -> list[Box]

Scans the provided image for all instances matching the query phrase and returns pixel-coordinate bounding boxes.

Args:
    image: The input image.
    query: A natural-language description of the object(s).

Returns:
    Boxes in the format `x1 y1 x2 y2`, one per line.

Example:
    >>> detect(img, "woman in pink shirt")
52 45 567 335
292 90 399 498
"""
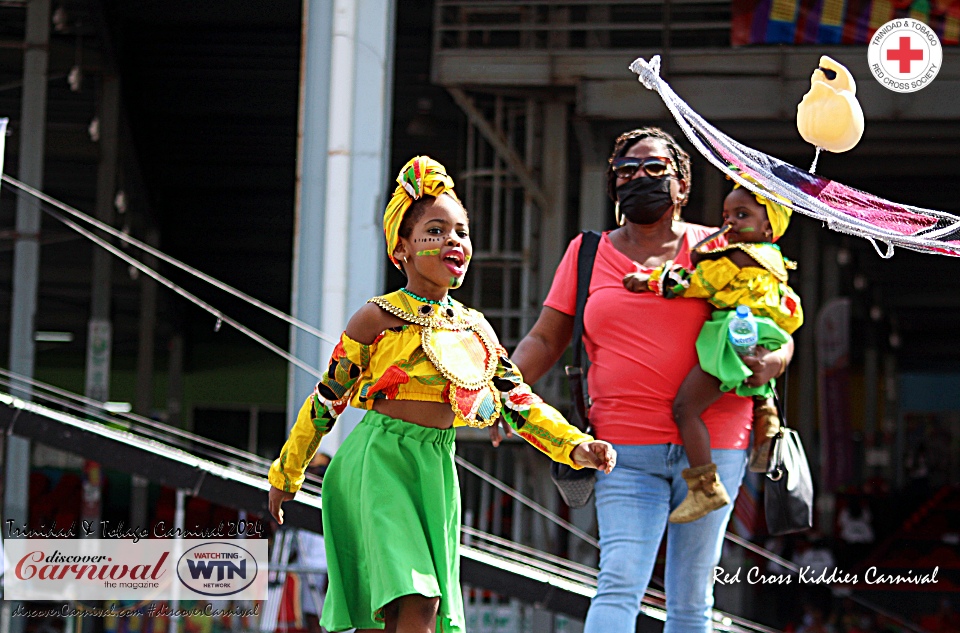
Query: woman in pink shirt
509 128 793 632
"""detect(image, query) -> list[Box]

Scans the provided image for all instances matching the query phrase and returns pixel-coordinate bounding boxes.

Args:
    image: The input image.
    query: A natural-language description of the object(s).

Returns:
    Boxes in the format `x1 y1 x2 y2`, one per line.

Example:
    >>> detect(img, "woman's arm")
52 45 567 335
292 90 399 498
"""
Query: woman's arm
510 306 574 385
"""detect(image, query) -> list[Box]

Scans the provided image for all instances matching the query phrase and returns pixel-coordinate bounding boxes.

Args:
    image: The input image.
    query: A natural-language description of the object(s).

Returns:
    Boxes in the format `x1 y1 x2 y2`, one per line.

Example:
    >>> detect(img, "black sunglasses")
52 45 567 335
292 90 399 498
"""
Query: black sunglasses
611 156 672 179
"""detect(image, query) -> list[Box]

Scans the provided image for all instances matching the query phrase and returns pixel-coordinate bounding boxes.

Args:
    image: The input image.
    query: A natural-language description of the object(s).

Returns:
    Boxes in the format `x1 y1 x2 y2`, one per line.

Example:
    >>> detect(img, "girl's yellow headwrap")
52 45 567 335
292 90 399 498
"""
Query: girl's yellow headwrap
383 156 459 270
733 174 793 242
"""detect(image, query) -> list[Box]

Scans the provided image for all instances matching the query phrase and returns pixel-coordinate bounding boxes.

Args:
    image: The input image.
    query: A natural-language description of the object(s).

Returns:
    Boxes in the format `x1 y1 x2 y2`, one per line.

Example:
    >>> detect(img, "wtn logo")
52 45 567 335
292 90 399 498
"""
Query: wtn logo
177 542 259 597
185 559 247 581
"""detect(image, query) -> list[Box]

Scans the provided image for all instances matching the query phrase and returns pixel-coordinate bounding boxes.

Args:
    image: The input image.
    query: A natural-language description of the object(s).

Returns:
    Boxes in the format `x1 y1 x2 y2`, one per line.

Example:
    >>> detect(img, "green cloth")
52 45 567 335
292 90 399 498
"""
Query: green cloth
696 310 791 398
320 410 463 632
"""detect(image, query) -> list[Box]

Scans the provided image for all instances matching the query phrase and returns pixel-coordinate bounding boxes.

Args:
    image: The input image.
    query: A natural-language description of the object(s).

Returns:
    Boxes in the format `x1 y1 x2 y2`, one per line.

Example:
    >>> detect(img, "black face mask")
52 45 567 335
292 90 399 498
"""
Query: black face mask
616 176 674 225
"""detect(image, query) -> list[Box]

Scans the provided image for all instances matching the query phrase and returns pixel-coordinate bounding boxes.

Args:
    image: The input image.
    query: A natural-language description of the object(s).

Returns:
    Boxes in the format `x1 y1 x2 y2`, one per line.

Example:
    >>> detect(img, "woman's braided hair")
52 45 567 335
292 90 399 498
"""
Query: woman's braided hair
606 127 691 204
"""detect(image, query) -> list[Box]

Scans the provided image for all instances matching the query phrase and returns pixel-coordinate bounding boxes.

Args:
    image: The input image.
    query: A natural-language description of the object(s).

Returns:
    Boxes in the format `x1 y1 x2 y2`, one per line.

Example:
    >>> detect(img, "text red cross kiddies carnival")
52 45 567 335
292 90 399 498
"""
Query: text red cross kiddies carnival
887 36 924 73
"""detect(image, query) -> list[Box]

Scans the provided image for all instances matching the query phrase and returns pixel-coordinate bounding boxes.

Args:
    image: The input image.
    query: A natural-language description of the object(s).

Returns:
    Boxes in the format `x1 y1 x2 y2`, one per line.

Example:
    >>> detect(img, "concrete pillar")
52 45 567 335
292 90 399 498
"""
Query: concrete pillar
3 6 50 632
81 74 121 536
539 101 568 301
287 0 334 442
288 0 395 453
574 121 607 233
5 0 50 522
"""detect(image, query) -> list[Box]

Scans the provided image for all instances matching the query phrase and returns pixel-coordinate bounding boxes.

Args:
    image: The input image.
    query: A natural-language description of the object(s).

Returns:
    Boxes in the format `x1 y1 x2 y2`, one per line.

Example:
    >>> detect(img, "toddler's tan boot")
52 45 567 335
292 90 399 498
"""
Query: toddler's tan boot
668 463 731 524
749 398 781 473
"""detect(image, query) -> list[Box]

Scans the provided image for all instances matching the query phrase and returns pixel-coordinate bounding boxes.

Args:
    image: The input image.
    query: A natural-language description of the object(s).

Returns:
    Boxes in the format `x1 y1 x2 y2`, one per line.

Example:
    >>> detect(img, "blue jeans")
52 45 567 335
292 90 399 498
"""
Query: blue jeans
583 444 747 633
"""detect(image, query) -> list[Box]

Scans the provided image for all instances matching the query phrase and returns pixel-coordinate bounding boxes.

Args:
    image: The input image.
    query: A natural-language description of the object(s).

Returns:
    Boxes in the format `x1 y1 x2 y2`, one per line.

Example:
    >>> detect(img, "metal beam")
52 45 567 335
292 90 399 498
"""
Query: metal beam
448 87 549 210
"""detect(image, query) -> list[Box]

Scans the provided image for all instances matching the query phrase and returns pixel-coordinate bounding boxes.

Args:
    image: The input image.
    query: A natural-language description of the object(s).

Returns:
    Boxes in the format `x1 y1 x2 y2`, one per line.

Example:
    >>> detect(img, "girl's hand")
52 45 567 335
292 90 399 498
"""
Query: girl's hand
623 272 651 293
268 486 296 525
623 261 652 293
742 347 786 387
488 417 514 447
571 441 617 474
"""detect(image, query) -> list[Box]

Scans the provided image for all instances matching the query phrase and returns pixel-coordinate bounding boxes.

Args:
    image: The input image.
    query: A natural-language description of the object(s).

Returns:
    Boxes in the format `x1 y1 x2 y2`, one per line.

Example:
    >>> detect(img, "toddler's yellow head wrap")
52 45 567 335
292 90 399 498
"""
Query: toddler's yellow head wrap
732 173 793 242
384 156 460 270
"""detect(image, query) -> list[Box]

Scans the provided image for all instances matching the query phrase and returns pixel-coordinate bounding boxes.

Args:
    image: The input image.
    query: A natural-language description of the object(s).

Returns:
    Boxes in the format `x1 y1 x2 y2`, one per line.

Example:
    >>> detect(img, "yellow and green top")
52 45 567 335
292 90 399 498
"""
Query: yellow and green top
650 242 803 335
268 290 593 493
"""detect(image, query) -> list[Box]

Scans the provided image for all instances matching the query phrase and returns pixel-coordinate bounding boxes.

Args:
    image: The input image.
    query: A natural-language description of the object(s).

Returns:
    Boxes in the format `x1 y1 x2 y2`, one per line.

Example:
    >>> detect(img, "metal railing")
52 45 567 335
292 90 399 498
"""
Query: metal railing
434 0 731 51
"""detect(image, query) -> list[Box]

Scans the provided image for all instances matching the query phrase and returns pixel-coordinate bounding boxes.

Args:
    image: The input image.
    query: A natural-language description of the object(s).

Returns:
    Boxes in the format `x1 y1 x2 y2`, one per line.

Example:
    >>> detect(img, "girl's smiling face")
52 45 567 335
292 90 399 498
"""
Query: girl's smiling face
394 194 472 298
722 187 773 243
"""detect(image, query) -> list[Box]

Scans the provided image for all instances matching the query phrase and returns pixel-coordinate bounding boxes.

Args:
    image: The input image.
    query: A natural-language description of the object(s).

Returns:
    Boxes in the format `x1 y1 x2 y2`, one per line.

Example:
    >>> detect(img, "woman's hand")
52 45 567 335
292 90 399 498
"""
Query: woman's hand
268 486 296 525
571 441 617 474
488 417 514 447
742 346 787 387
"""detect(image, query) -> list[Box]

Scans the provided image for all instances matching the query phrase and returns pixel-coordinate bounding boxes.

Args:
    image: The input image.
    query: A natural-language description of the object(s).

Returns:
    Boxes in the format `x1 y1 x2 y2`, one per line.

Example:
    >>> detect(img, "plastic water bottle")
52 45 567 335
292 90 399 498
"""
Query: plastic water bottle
728 305 758 357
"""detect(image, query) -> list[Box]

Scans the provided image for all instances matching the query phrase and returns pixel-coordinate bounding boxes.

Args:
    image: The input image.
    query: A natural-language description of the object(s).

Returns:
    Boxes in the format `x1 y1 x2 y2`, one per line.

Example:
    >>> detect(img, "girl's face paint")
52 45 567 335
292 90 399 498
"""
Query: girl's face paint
396 195 472 298
722 188 772 244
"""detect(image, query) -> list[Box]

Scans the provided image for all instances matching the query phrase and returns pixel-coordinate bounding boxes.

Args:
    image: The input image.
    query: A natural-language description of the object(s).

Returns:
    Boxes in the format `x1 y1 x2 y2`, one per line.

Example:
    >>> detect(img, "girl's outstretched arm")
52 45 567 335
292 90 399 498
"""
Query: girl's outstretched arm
480 318 616 472
268 303 402 524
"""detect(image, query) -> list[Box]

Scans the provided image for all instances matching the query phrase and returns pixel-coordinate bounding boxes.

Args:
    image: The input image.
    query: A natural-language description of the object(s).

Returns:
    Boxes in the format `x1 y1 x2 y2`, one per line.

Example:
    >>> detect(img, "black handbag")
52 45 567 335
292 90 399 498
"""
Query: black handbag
550 231 601 508
764 376 815 535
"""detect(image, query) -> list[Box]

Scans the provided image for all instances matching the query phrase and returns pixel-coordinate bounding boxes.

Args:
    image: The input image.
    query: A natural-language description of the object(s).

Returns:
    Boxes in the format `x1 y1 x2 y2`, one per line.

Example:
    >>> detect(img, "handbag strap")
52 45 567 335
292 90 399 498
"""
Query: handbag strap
772 366 789 430
572 231 601 368
565 231 601 427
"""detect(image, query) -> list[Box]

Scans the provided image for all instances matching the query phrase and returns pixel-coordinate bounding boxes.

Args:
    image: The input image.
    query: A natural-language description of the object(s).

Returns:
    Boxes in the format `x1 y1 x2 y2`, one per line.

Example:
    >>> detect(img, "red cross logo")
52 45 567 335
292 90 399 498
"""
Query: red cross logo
886 36 924 73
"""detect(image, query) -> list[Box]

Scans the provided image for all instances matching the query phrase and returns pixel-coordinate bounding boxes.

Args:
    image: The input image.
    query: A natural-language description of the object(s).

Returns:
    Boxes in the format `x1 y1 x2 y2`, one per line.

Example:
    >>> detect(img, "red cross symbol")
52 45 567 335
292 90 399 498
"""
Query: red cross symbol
887 36 924 73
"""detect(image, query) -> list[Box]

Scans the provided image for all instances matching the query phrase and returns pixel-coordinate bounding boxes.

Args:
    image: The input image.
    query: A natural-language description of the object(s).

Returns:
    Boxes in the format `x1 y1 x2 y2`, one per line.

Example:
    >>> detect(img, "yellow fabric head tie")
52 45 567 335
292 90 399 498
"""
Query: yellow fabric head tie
383 156 460 270
732 173 793 242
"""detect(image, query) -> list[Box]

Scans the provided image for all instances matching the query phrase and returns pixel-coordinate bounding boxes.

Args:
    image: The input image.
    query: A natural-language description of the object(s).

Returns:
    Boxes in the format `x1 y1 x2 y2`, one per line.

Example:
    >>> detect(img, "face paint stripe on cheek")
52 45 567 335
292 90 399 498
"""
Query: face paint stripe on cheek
739 227 755 232
416 249 441 257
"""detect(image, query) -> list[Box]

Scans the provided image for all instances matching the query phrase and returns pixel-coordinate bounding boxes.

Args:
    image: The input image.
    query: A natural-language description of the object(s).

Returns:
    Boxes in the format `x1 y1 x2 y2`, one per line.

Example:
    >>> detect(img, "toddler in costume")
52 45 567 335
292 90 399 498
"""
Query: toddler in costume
624 174 803 523
268 156 616 633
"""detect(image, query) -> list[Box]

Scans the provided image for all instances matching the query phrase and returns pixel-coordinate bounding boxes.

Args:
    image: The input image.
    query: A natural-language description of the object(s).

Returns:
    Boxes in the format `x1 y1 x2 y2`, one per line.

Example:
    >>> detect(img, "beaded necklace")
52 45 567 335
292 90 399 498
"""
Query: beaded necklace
400 287 453 307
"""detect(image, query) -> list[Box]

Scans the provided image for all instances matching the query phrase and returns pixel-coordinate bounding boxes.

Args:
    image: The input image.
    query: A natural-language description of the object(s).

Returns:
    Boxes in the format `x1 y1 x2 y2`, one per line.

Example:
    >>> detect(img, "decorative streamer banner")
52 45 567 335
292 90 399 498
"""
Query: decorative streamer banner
629 56 960 258
732 0 960 45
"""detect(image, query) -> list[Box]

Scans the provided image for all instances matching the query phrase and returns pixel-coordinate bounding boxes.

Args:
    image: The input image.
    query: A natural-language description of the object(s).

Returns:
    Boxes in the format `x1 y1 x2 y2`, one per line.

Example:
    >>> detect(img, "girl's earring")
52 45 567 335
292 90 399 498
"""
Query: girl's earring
615 201 626 226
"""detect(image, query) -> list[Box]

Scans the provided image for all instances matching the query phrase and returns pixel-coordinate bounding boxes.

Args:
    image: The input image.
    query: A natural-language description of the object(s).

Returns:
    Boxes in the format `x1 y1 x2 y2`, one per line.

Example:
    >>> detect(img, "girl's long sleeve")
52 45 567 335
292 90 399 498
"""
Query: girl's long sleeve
268 332 376 493
492 349 593 468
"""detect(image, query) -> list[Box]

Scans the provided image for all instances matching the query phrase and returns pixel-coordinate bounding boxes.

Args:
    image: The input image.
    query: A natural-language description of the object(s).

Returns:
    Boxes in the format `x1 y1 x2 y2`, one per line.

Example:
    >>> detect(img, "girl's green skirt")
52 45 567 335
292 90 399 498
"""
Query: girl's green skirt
319 409 463 633
696 310 791 398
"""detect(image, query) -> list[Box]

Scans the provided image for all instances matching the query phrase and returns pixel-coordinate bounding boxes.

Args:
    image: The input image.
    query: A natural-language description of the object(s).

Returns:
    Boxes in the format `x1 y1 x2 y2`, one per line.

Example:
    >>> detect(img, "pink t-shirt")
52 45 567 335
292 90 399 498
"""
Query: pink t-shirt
543 226 751 449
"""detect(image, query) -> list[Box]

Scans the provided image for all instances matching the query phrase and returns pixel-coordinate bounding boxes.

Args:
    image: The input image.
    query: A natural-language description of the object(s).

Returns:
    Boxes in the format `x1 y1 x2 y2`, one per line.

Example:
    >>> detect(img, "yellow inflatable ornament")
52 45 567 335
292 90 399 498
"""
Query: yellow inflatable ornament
796 56 864 155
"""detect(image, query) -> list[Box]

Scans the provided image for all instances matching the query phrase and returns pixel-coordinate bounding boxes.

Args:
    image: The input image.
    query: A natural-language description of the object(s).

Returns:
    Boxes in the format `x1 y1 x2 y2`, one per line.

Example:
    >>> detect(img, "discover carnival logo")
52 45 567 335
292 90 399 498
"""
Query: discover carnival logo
868 18 942 93
176 542 259 597
4 539 267 600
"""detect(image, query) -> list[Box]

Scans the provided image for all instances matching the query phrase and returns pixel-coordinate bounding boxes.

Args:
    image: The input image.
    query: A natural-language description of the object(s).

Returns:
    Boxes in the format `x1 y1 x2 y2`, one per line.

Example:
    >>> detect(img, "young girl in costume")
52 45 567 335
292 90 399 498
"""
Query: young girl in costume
268 156 616 633
623 175 803 523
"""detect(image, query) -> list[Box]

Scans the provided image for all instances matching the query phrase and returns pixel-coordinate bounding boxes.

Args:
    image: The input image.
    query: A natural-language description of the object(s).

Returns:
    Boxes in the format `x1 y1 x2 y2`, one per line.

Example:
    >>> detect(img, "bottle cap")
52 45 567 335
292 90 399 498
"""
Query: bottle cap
736 305 751 317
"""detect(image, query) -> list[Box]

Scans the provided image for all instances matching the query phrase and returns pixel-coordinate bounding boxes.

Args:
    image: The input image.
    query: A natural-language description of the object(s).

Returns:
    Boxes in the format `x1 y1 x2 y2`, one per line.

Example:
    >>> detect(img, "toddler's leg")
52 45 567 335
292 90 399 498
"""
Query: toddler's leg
669 366 730 524
749 396 781 473
672 366 723 468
